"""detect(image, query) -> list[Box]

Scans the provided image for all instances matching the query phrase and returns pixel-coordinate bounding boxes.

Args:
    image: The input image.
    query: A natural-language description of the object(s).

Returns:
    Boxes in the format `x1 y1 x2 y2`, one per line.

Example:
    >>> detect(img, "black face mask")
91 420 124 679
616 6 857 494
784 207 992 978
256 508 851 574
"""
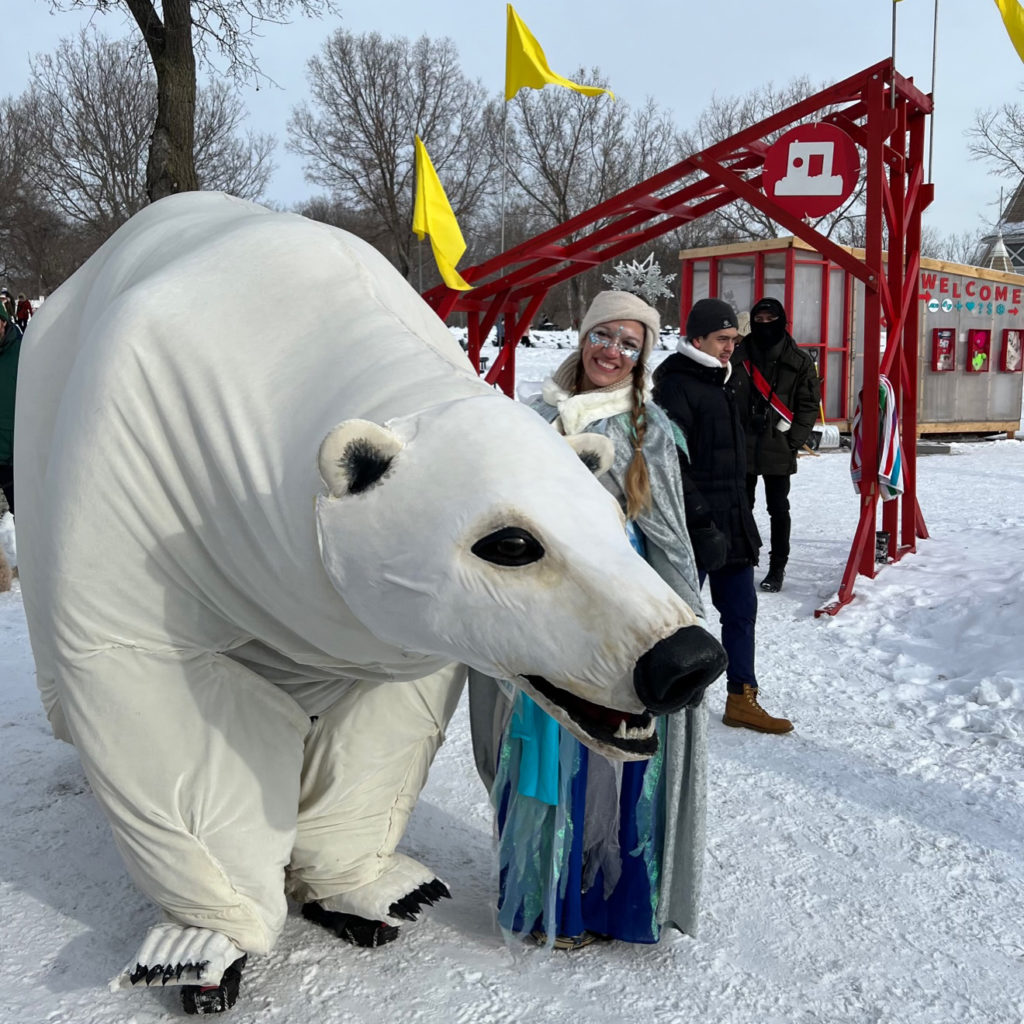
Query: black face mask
750 318 786 346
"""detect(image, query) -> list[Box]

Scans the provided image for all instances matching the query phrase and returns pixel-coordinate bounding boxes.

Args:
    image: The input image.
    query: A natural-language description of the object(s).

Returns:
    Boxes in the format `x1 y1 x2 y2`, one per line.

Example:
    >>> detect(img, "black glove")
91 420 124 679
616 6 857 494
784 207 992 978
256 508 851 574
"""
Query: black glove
690 523 728 572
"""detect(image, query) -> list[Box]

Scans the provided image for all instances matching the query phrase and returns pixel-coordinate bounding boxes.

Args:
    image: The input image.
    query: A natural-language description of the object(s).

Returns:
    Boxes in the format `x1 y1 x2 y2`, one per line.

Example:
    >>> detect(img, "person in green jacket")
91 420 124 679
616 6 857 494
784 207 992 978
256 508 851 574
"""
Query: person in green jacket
0 303 23 516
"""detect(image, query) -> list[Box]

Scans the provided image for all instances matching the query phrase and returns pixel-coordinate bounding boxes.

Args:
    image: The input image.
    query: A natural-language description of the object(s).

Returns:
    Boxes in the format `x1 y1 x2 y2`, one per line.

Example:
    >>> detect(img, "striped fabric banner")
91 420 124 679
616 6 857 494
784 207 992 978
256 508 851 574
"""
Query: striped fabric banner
850 375 903 500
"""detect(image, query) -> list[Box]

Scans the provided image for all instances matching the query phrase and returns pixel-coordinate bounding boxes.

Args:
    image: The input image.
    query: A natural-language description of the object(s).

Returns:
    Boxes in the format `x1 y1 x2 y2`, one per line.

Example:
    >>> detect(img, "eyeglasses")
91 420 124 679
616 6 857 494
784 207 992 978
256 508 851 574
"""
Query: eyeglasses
587 328 642 362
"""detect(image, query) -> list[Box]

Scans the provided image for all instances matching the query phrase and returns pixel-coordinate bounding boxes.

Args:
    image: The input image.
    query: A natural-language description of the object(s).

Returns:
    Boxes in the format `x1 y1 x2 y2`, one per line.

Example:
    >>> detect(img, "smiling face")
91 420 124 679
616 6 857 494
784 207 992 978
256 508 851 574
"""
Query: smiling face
579 319 645 391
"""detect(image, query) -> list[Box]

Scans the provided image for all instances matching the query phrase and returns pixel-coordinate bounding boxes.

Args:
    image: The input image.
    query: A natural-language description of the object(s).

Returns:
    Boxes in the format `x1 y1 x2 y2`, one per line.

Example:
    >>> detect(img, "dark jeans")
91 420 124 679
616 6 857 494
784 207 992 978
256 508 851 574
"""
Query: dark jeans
747 473 791 568
699 564 757 694
0 462 11 517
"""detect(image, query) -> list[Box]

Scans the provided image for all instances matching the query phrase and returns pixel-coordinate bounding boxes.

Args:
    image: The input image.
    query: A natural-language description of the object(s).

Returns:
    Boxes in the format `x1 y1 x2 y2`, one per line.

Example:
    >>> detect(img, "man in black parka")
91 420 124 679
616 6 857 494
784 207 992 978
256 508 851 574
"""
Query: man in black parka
653 298 792 734
733 298 820 593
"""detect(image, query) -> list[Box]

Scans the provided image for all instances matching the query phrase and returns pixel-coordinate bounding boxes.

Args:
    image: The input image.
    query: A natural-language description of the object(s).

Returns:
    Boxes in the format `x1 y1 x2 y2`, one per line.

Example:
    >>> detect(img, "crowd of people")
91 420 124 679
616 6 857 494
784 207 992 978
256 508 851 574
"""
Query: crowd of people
472 287 821 952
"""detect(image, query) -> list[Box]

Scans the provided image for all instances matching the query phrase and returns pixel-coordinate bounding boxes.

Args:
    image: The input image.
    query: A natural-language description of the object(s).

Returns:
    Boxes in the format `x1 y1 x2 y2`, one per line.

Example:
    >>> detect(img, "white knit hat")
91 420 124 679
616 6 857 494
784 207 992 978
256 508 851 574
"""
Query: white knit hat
578 290 660 360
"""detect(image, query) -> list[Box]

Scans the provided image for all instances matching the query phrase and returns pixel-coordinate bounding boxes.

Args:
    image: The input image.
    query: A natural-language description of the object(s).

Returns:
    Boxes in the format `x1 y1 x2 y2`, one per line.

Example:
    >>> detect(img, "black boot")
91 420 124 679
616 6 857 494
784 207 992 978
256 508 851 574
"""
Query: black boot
760 563 785 592
181 956 247 1015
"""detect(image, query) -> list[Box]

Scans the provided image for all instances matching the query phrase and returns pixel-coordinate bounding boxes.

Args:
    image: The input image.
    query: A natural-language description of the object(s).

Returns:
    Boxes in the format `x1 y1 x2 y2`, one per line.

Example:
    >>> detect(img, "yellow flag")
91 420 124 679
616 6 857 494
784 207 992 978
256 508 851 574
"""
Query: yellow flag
505 5 614 102
995 0 1024 61
412 136 472 292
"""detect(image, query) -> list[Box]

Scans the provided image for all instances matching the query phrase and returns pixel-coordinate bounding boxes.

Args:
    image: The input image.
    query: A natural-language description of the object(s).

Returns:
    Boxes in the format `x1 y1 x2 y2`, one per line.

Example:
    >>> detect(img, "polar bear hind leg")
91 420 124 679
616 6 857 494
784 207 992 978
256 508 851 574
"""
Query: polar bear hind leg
289 663 466 940
55 648 309 990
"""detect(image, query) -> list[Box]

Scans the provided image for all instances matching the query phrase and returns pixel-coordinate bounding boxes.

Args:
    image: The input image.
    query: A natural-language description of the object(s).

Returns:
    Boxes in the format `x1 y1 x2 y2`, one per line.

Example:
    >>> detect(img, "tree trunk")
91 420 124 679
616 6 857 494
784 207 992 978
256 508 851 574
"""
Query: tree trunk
142 0 199 202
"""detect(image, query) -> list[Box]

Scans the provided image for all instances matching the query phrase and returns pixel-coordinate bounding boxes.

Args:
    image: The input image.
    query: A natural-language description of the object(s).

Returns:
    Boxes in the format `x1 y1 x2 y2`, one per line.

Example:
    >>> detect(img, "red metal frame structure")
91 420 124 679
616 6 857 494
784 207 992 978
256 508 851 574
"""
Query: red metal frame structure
422 58 933 614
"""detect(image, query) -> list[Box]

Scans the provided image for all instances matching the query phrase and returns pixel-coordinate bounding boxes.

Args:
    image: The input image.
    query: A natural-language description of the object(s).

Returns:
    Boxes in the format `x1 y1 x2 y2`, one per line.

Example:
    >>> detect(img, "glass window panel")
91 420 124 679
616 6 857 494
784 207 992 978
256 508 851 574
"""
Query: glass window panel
692 261 710 303
718 257 755 315
762 252 786 302
826 350 844 417
793 262 823 343
828 268 845 348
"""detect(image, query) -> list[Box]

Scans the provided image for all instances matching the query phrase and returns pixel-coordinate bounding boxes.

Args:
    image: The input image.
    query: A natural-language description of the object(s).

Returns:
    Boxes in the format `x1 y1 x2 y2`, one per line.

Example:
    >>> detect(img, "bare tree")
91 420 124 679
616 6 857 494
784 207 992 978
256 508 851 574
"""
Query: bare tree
500 71 678 321
921 226 986 265
677 76 866 244
288 30 500 280
967 93 1024 182
0 100 90 293
193 80 276 196
19 30 274 244
23 32 156 236
52 0 338 201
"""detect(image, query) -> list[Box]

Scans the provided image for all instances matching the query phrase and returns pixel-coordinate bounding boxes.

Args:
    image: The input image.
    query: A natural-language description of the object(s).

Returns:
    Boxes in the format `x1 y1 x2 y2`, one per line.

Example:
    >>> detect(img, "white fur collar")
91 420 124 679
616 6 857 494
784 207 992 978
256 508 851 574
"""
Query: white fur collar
675 339 733 382
541 374 650 435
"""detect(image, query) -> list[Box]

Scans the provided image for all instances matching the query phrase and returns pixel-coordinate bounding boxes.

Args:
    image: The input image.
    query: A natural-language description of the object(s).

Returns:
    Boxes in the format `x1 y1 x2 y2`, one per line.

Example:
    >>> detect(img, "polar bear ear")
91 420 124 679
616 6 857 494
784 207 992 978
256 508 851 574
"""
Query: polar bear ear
564 433 614 477
318 420 404 498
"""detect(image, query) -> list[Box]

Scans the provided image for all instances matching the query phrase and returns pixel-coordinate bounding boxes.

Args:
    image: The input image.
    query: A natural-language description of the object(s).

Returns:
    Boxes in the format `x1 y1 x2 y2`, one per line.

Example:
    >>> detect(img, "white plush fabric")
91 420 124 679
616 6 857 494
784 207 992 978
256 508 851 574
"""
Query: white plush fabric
15 193 710 965
675 337 734 382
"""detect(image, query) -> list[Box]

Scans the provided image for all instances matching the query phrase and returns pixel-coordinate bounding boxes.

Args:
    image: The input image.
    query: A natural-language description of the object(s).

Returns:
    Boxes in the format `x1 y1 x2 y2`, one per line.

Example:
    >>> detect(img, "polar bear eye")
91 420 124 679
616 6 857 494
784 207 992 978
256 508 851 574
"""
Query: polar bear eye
471 527 545 567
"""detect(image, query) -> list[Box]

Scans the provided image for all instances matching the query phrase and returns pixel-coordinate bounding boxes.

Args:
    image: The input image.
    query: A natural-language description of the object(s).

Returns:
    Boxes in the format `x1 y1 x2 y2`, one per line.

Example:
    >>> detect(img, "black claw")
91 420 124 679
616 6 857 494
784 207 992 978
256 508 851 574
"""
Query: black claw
387 895 419 921
129 963 147 985
145 964 164 985
161 963 177 985
181 956 247 1015
425 879 451 901
415 885 438 907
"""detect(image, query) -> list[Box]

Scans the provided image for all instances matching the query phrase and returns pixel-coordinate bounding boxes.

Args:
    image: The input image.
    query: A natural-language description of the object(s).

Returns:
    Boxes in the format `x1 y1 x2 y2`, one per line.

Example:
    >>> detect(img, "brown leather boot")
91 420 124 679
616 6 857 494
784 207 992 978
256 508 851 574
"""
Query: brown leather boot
723 685 793 733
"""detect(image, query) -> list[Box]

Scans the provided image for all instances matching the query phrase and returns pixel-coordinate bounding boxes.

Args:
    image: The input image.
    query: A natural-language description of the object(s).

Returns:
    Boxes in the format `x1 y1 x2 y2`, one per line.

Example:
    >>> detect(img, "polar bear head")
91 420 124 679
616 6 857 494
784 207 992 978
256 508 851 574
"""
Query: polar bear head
315 394 724 761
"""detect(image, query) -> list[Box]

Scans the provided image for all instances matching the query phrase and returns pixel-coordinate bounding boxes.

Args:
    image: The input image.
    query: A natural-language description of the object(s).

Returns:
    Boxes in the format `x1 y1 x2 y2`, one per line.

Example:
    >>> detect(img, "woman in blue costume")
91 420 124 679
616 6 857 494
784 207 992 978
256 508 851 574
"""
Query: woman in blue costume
470 290 709 949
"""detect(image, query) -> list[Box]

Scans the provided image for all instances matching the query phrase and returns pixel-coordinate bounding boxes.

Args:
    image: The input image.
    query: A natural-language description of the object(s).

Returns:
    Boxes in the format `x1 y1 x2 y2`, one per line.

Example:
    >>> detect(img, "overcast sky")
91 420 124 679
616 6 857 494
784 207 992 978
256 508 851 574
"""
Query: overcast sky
3 1 1018 238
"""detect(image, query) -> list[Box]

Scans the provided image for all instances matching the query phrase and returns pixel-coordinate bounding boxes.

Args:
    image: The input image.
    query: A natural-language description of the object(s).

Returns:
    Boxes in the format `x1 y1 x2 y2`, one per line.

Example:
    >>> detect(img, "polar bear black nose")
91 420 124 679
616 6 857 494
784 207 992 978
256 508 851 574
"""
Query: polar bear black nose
633 626 727 713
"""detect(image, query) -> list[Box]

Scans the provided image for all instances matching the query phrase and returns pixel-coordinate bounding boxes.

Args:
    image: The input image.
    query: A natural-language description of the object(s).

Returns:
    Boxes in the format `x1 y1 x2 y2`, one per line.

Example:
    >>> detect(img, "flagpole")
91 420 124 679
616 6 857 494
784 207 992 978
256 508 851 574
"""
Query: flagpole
890 0 898 108
418 238 423 292
501 102 509 253
927 0 939 182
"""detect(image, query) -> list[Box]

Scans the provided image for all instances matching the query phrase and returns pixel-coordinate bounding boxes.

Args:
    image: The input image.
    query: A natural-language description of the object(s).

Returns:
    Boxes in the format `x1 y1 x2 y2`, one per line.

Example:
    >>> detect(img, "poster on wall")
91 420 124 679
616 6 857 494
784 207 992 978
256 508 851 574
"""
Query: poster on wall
931 328 956 372
1001 330 1024 373
966 329 991 373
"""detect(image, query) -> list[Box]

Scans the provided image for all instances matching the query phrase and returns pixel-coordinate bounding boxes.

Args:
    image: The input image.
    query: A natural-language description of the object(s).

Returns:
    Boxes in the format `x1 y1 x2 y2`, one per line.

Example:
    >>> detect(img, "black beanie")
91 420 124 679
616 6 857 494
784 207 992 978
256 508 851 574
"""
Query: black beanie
750 297 787 325
685 298 738 340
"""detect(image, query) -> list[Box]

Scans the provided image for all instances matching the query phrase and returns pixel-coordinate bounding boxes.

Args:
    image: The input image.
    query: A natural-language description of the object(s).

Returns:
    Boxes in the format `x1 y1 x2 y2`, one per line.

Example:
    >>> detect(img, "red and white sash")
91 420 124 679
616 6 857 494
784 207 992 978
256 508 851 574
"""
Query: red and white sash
743 359 793 426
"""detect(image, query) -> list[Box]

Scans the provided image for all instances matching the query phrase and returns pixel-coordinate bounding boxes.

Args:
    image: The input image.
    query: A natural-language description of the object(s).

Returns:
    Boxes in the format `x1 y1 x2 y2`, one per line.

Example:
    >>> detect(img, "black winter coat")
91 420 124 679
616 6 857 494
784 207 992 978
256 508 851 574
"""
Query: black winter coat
733 332 820 476
652 349 761 570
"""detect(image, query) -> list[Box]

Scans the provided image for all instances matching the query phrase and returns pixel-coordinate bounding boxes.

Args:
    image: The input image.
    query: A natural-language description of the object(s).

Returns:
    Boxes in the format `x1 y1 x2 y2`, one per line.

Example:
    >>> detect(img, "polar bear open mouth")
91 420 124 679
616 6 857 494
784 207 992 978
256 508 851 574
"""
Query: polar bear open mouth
523 675 657 757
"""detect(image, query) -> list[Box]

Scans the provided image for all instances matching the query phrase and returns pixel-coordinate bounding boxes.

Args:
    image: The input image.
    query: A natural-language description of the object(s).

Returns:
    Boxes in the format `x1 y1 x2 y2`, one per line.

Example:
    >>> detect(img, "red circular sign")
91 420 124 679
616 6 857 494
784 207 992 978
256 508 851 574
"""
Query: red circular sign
762 123 860 220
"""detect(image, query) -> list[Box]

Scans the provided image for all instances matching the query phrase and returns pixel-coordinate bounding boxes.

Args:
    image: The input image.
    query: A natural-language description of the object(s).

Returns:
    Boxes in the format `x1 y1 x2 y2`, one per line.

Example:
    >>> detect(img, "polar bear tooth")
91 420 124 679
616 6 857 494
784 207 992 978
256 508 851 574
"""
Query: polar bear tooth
614 719 629 739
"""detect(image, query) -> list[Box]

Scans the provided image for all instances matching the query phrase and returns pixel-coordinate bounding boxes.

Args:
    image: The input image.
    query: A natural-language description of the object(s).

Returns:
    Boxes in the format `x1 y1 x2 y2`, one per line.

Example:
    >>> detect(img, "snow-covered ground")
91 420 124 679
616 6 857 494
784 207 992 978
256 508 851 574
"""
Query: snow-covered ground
2 343 1023 1024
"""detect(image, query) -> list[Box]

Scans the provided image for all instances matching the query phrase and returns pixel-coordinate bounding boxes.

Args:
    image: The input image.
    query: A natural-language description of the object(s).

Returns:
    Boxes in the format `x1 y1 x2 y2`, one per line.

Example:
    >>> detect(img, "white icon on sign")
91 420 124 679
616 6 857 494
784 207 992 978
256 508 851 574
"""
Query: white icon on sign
927 299 940 312
774 141 844 196
941 299 953 312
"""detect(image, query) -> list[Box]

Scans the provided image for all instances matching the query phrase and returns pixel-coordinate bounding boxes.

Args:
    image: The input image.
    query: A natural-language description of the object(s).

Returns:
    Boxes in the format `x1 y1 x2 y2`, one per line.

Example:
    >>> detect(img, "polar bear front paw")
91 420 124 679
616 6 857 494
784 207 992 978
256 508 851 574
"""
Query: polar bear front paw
302 878 450 948
314 852 450 923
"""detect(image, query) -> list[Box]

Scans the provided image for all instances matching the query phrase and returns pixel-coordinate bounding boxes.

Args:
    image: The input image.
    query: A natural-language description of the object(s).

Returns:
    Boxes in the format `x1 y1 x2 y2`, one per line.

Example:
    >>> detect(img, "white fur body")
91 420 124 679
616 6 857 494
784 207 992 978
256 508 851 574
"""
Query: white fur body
14 193 706 975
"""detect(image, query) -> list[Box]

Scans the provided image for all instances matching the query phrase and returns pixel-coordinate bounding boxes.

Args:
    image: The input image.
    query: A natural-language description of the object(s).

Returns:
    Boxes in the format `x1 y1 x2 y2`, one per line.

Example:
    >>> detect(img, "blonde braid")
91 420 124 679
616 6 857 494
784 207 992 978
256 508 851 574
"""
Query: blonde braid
623 353 652 519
